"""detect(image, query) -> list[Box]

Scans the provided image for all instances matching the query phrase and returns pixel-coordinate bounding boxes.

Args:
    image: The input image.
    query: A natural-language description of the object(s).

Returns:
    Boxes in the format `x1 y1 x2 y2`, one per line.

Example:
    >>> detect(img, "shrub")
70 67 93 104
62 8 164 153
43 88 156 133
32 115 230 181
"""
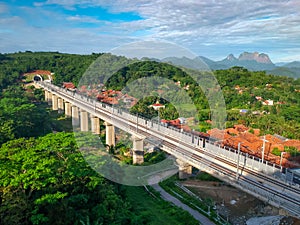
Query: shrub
284 146 300 157
271 147 281 156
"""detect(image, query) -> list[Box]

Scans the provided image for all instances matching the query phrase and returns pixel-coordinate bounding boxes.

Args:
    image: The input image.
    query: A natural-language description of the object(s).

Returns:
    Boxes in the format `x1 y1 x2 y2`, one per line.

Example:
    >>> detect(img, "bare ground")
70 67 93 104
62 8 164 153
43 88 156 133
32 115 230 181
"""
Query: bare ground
181 179 300 225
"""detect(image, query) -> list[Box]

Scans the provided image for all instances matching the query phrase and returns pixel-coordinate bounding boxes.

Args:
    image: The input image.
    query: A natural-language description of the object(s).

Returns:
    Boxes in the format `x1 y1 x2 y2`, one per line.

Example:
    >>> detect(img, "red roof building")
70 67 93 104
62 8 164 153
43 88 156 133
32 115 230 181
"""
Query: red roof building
63 82 76 89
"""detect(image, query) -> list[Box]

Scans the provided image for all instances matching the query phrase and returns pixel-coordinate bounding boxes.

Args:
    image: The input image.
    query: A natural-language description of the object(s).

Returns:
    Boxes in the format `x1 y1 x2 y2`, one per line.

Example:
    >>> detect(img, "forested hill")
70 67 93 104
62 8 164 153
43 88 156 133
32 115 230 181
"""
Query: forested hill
0 52 299 139
0 51 101 90
1 51 299 91
104 60 300 138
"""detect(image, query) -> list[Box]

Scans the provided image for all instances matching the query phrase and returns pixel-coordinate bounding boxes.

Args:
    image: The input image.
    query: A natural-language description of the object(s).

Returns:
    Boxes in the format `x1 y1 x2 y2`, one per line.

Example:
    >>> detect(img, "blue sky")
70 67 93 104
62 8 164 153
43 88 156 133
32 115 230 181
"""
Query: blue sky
0 0 300 62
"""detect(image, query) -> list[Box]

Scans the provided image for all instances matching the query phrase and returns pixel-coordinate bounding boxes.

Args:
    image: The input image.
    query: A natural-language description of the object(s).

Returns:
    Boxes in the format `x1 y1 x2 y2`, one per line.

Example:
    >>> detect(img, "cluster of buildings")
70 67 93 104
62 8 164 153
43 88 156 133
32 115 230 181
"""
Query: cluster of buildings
157 118 300 168
63 82 169 110
234 85 285 107
64 83 138 108
161 117 188 129
256 96 285 106
208 125 300 167
175 80 190 90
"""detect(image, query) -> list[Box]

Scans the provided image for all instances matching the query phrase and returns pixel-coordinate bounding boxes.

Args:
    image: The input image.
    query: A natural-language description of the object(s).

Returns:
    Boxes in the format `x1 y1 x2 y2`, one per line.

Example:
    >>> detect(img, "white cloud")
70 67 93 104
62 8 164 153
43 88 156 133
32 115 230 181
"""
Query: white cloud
0 24 137 54
31 0 300 43
2 0 300 61
66 15 102 23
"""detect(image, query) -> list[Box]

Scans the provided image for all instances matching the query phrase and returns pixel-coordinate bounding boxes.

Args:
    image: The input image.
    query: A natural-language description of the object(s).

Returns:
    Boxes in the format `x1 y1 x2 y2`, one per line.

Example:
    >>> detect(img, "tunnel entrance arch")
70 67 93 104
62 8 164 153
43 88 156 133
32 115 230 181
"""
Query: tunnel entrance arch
33 75 43 81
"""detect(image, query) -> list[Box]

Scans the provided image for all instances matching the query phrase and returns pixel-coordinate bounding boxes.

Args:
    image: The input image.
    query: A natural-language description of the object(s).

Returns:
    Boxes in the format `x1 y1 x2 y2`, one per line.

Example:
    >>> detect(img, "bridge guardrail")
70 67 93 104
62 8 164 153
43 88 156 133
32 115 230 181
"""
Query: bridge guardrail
39 81 293 183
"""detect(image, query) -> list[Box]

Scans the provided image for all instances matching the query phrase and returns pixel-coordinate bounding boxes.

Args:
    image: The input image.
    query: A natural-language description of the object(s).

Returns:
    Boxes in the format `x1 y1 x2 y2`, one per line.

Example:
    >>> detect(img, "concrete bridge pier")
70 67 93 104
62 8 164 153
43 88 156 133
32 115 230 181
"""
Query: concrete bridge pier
52 95 58 110
45 90 53 105
47 92 52 105
105 122 115 147
132 136 144 164
91 116 101 135
176 159 193 179
72 106 80 127
58 98 64 114
64 102 72 117
80 110 89 132
44 90 49 102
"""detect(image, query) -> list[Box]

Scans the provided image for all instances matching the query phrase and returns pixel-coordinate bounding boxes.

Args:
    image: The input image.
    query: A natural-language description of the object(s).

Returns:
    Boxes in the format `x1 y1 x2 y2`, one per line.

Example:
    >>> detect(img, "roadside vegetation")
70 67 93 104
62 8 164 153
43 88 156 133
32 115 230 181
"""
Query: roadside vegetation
160 174 231 225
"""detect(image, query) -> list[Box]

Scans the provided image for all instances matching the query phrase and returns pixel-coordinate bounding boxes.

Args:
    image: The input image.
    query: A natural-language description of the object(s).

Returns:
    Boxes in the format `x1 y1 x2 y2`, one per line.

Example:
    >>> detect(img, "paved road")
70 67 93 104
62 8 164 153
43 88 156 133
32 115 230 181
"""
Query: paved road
151 184 216 225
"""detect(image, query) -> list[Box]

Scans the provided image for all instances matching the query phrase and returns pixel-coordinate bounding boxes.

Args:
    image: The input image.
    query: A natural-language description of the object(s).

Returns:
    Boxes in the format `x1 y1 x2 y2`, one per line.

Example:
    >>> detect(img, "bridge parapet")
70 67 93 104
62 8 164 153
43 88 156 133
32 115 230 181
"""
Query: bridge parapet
37 81 284 179
37 81 300 219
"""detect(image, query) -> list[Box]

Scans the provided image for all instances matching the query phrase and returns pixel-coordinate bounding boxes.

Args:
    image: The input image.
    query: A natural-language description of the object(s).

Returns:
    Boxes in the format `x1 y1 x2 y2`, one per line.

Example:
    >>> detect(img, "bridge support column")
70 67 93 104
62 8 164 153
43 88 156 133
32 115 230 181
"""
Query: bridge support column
132 136 144 165
52 95 58 110
72 106 80 127
64 102 72 117
104 122 115 146
176 159 192 179
47 92 52 105
80 110 89 132
58 98 64 114
91 116 100 135
44 90 49 102
45 90 52 104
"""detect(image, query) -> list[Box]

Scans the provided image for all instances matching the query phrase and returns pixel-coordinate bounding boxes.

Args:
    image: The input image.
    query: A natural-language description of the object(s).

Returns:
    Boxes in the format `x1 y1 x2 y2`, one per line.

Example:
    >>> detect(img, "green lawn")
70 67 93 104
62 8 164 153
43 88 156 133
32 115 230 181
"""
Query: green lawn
125 186 199 225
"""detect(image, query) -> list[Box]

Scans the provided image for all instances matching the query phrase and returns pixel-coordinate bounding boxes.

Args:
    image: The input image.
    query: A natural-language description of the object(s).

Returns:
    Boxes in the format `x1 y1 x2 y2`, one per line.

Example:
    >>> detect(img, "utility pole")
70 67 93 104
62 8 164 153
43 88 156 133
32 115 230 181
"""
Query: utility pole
262 135 266 164
136 113 138 132
236 142 241 180
158 112 160 131
280 152 286 173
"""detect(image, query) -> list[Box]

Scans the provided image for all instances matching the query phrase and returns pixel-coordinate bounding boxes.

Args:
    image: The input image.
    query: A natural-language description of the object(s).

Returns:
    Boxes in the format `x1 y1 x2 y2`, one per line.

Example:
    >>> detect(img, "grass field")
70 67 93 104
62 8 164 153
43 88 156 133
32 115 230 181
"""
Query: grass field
125 186 199 225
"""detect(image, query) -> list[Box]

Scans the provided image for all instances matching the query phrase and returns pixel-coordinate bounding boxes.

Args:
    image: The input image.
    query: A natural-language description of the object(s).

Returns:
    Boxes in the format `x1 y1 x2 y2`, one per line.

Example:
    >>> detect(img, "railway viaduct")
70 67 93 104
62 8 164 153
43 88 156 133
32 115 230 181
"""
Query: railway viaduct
38 81 300 219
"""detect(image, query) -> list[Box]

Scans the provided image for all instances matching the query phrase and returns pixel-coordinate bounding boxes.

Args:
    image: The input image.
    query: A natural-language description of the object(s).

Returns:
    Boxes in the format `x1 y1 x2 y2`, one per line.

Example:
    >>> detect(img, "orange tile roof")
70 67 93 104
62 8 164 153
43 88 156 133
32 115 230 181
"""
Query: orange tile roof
206 124 300 167
63 82 75 89
24 70 52 76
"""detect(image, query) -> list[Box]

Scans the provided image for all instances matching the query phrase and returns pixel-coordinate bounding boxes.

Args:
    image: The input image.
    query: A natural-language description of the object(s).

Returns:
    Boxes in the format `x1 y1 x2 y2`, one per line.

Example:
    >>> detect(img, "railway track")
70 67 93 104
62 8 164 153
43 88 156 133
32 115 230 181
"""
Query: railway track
45 83 300 195
133 120 300 196
160 140 300 216
40 82 300 218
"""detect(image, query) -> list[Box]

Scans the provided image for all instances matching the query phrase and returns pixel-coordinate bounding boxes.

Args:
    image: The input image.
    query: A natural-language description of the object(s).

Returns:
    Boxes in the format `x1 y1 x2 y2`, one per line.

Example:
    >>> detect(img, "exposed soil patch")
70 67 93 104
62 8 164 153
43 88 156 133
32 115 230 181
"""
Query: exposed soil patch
181 179 300 225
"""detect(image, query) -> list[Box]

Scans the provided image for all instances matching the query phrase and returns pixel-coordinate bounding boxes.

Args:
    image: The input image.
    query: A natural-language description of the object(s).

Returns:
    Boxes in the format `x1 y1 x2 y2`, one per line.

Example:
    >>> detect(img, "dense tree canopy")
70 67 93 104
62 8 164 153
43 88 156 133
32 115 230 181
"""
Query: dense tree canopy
0 85 51 145
0 52 101 90
0 132 133 225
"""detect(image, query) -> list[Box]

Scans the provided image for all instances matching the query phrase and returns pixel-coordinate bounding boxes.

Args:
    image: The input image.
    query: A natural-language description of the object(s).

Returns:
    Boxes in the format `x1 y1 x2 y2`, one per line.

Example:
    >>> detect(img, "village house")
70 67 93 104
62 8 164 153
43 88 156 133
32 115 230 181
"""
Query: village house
150 101 165 110
262 99 274 106
63 82 76 90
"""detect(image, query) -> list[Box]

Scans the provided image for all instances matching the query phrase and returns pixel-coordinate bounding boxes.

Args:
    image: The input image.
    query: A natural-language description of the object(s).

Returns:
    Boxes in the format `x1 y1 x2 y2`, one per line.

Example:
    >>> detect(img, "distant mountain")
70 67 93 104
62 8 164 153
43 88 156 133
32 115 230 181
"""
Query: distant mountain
282 61 300 68
274 62 287 67
162 56 210 70
224 53 238 62
268 66 300 79
198 56 228 70
159 52 299 78
238 52 273 64
216 52 275 71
